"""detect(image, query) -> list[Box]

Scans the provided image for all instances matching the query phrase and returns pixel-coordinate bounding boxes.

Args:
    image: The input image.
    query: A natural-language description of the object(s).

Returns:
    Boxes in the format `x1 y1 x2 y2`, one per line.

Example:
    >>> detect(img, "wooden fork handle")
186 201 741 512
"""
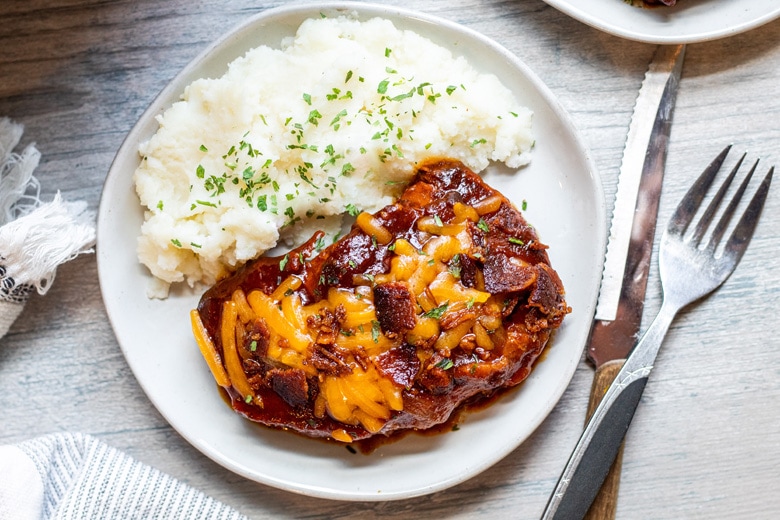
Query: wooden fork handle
584 359 626 520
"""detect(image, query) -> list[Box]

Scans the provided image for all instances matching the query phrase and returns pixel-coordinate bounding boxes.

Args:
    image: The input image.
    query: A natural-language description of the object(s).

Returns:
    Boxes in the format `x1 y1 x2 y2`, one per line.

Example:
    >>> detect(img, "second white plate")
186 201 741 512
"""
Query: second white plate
542 0 780 44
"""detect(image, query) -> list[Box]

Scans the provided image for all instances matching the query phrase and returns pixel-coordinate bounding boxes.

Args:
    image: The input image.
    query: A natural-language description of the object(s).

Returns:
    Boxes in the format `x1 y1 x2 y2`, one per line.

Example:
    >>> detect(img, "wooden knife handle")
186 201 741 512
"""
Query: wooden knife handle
584 359 626 520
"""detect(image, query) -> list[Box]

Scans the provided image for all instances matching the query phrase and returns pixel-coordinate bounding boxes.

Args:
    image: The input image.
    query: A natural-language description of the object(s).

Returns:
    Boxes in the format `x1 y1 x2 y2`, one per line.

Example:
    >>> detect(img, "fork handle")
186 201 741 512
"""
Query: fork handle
541 300 679 520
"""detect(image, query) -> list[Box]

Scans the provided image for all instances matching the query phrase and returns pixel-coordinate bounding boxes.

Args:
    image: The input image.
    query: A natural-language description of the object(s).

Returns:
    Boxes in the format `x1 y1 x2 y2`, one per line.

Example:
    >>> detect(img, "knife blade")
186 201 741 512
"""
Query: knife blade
541 43 686 520
581 43 685 520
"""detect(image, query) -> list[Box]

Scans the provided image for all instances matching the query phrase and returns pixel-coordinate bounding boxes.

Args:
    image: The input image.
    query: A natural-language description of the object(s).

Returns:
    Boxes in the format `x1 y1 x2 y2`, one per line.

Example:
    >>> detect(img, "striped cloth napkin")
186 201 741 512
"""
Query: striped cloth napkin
0 433 247 520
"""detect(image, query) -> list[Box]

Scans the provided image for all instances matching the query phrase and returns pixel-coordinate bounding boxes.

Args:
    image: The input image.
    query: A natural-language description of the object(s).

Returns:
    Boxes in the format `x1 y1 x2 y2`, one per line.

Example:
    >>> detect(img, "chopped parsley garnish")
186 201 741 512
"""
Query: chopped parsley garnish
279 254 290 271
423 302 449 320
345 203 360 217
341 163 354 176
522 199 528 211
434 358 454 370
448 254 461 279
371 320 381 343
330 109 348 127
477 218 490 233
509 237 524 246
434 215 443 227
307 109 322 125
170 238 182 247
390 89 414 102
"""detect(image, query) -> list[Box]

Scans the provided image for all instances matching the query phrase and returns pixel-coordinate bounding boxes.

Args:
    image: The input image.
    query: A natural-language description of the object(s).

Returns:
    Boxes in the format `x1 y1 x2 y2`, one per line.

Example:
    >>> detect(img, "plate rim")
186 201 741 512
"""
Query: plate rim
97 1 607 501
542 0 780 44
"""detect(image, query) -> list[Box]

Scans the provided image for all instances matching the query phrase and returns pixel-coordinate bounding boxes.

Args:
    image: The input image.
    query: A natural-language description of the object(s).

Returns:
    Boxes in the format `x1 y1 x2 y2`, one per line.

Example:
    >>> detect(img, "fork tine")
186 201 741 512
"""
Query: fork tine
721 167 773 266
667 145 732 236
705 159 758 252
691 153 746 246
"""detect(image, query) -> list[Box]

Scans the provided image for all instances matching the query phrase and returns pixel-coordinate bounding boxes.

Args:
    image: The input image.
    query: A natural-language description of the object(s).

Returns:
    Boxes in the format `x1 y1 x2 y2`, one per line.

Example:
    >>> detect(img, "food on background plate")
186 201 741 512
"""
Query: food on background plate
632 0 677 6
192 159 569 443
134 15 534 298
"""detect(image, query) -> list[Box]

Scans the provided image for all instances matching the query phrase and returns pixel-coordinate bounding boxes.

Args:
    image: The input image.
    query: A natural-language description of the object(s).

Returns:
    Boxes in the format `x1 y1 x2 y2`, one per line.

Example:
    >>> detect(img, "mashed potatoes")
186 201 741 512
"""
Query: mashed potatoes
135 15 534 298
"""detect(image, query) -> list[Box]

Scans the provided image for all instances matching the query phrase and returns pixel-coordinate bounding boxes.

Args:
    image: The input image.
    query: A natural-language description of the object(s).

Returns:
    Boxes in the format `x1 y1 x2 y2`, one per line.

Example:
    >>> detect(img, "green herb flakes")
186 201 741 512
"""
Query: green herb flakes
307 109 322 126
448 254 461 279
371 320 381 343
423 302 449 320
345 203 360 217
434 358 454 370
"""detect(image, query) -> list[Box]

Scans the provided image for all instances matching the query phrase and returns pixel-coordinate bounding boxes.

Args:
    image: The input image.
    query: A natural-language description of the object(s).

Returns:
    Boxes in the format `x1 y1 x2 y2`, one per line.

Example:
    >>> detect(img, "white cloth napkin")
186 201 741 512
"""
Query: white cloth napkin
0 433 247 520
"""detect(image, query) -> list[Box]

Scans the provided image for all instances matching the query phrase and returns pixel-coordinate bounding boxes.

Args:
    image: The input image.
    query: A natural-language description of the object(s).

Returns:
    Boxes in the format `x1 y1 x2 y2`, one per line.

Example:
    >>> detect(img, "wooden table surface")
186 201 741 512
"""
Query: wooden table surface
2 1 779 518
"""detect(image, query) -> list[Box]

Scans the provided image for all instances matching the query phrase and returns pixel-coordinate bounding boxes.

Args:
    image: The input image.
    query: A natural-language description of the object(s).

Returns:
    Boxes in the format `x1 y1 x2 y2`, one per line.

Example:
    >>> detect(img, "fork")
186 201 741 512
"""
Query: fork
541 146 774 520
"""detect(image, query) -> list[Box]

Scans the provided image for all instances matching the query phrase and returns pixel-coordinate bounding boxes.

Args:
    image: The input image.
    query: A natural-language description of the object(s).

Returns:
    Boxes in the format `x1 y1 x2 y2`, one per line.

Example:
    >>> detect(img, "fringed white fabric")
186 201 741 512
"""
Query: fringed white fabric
0 193 95 295
0 117 41 226
0 117 95 339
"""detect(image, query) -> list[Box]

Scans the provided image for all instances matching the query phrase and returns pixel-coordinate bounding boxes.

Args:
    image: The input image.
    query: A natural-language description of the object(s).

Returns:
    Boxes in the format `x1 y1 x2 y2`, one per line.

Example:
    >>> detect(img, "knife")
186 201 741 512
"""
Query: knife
541 44 686 520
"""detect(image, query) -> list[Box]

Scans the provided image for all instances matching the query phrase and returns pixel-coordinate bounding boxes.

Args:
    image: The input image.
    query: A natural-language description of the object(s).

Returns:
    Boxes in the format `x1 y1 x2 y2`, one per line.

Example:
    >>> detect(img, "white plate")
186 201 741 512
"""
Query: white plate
97 2 605 501
542 0 780 44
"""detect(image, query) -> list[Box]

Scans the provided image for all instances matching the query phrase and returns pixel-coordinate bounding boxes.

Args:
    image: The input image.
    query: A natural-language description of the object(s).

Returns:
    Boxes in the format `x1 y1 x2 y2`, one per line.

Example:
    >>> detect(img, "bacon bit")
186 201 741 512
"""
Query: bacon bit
439 307 477 331
373 281 417 333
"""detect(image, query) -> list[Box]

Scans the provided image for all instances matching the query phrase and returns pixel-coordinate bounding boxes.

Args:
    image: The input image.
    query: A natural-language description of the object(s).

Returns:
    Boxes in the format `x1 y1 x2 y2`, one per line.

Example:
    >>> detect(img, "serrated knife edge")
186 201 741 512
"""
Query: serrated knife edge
594 44 686 322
